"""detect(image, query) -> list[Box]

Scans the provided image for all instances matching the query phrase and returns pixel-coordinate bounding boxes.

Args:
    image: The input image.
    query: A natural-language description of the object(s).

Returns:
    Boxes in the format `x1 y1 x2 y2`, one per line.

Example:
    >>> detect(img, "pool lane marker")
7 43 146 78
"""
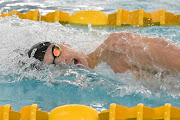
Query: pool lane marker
99 103 180 120
1 103 180 120
0 9 180 26
0 104 20 120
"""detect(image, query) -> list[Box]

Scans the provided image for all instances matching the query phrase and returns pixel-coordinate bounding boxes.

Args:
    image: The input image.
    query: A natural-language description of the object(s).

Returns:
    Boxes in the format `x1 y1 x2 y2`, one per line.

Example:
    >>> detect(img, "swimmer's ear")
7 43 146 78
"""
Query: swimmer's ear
64 44 70 47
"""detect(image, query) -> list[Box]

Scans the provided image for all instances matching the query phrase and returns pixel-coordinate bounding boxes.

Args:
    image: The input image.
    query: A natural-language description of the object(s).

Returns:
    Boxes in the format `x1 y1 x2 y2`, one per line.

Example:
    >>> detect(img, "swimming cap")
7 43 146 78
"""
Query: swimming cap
28 42 51 61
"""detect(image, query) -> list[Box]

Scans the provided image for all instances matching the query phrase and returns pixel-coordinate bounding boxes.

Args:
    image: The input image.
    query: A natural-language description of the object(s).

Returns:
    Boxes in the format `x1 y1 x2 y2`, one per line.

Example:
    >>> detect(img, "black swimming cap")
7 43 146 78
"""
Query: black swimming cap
28 42 51 61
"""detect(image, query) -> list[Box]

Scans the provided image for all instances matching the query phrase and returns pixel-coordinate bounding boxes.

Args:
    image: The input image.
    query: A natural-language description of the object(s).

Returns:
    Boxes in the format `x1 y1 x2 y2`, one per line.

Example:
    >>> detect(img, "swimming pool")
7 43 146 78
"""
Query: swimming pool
0 0 180 112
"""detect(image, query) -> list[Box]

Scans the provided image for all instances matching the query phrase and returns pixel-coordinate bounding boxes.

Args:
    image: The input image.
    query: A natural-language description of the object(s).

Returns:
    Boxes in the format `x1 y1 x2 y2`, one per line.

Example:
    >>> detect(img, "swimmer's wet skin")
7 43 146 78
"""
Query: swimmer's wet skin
28 32 180 79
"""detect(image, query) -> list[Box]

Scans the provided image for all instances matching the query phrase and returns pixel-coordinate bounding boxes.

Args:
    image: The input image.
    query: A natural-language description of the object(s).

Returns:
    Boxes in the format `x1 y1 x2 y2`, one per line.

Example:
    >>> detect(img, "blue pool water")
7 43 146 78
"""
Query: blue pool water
0 0 180 112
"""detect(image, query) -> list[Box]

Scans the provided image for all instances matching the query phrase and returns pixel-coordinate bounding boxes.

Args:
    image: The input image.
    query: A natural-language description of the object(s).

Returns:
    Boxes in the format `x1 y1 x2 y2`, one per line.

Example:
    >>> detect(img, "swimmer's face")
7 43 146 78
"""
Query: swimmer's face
43 44 89 67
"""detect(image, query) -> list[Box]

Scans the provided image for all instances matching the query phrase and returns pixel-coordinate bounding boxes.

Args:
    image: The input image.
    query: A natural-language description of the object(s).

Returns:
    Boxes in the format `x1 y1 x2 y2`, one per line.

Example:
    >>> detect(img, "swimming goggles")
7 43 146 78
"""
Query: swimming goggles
52 44 62 64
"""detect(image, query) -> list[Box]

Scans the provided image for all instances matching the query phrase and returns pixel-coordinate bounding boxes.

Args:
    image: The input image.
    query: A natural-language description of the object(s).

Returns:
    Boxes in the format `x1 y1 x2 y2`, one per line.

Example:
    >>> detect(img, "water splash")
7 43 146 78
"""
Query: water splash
0 16 180 111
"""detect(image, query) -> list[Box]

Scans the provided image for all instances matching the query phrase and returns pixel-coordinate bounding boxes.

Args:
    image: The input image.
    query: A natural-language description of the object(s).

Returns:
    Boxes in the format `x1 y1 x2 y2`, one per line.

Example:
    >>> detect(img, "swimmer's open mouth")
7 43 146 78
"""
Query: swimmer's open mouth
73 58 80 65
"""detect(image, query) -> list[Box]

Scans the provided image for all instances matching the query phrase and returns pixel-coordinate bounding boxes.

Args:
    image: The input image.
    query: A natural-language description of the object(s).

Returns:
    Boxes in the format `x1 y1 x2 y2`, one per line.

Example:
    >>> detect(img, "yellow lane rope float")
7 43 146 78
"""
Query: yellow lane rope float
1 103 180 120
0 9 180 27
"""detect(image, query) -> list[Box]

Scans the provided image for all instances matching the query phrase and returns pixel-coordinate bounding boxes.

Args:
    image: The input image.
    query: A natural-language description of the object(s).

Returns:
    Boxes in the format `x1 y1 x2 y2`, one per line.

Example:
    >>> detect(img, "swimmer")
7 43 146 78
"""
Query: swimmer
28 32 180 79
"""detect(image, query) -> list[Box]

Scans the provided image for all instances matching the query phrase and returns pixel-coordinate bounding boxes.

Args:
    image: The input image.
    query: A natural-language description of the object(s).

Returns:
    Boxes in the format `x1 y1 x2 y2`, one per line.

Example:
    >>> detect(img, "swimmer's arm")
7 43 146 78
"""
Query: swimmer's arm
103 32 180 73
88 32 133 72
88 32 180 74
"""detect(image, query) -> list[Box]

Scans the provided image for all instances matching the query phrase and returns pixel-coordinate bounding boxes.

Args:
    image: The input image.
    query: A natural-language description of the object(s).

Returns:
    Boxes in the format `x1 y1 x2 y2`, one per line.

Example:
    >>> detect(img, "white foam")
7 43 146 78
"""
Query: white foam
0 17 180 98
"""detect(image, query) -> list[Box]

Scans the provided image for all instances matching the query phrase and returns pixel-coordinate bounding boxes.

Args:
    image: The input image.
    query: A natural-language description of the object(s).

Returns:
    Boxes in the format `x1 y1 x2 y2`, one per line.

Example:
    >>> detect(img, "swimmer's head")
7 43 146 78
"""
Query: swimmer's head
28 42 51 61
28 42 89 67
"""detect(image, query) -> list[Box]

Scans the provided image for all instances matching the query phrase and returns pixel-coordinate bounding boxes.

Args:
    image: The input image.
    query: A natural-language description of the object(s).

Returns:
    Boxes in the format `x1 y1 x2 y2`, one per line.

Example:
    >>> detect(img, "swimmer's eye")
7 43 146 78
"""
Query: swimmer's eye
52 44 62 64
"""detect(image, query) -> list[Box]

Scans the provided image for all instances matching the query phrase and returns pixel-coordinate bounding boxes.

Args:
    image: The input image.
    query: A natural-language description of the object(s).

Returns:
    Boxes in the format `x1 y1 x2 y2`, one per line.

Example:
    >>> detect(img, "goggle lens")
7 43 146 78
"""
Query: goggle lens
53 45 62 57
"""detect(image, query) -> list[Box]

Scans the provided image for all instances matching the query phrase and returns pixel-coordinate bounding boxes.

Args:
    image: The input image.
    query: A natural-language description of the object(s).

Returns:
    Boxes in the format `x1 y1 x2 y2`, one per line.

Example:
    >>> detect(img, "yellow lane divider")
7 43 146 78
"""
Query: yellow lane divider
108 9 152 26
0 9 180 26
49 104 98 120
99 103 180 120
20 104 48 120
1 103 180 120
69 10 108 25
0 104 20 120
